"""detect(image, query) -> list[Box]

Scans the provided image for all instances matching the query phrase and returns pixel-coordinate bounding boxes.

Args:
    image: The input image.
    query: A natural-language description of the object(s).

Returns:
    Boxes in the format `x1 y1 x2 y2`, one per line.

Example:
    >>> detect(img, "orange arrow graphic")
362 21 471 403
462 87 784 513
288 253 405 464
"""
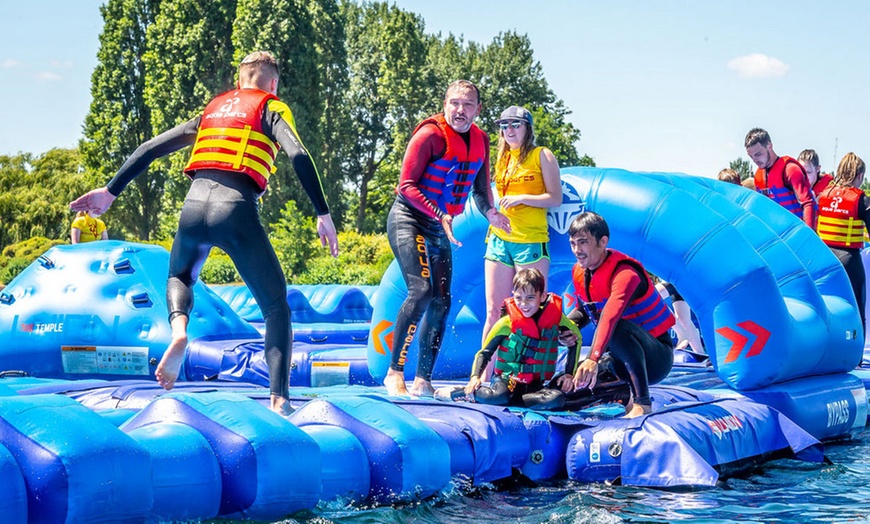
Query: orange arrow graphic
371 319 394 356
716 320 770 364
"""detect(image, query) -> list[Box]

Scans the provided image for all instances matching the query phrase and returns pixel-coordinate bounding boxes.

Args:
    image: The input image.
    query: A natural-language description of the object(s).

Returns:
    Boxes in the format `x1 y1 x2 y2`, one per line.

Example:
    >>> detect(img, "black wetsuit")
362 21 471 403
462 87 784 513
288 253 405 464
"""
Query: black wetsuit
105 104 329 399
827 193 870 335
387 122 493 381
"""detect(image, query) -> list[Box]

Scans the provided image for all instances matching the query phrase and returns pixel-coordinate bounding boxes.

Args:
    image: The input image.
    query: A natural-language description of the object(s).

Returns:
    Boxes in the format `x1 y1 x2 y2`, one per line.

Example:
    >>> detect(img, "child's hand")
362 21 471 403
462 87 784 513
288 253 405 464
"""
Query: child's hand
554 373 574 393
558 328 578 347
464 376 482 396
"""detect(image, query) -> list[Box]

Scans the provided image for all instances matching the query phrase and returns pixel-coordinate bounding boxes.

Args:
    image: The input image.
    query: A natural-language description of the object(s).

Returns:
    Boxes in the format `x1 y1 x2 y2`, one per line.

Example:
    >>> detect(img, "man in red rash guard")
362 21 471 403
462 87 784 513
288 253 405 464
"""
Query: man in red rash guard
383 80 510 397
566 212 675 418
745 127 818 228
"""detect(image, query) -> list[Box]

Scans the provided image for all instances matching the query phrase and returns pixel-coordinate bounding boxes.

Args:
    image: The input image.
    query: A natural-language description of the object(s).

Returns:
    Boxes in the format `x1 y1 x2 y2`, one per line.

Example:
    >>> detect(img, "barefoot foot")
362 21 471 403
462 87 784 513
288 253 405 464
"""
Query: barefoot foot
271 395 295 417
409 377 435 398
384 369 409 396
156 335 187 390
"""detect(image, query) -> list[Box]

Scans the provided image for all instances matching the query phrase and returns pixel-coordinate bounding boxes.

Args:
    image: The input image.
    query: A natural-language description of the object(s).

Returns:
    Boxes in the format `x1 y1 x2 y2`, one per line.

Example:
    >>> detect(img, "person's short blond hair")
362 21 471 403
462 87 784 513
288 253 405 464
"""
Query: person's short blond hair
238 51 279 88
717 168 741 185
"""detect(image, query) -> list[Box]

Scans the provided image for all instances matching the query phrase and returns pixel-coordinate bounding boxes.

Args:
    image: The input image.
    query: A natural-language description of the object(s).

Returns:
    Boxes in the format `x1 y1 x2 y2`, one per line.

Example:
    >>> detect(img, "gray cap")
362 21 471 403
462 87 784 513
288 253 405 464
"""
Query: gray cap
495 105 533 126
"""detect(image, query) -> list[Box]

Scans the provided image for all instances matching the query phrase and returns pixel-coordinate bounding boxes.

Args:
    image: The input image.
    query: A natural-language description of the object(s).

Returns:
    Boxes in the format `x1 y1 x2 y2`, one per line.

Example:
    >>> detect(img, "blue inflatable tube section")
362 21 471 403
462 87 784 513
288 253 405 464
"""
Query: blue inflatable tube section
367 167 863 391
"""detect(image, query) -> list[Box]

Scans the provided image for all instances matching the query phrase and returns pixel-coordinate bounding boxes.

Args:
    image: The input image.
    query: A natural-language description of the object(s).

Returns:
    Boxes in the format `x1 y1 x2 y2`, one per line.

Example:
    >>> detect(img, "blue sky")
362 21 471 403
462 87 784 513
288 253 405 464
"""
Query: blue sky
2 1 868 178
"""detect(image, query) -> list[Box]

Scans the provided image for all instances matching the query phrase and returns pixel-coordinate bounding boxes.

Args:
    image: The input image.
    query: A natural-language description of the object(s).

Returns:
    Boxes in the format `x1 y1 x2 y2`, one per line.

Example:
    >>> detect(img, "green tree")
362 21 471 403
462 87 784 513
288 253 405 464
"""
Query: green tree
341 1 433 232
232 0 349 228
143 0 238 232
80 0 161 241
0 150 90 251
730 157 754 181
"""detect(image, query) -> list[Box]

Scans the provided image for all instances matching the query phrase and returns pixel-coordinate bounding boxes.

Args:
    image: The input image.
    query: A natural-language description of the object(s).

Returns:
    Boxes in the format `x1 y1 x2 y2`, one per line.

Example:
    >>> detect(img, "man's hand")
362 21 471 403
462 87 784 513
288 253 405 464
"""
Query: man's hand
70 187 116 217
572 359 598 391
317 213 339 257
441 215 462 246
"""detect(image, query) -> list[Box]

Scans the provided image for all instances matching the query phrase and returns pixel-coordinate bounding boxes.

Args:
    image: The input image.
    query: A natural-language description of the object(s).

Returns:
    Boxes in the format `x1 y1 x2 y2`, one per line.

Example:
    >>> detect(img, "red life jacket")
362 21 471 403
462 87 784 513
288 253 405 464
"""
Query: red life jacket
754 155 807 217
184 89 279 191
812 173 833 196
817 186 866 248
494 293 563 384
414 114 487 216
572 250 675 338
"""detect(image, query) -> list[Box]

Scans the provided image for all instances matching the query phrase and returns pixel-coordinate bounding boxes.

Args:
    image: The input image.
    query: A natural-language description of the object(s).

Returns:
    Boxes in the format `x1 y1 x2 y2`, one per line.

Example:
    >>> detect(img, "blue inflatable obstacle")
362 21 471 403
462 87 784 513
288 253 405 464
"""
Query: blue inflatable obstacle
368 167 863 392
0 241 258 381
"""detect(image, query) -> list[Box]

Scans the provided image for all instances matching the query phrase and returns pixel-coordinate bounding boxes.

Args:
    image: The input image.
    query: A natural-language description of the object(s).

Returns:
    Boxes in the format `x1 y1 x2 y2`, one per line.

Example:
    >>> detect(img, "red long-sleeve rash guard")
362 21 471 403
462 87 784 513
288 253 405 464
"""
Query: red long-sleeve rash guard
396 123 493 221
784 161 818 228
588 264 642 362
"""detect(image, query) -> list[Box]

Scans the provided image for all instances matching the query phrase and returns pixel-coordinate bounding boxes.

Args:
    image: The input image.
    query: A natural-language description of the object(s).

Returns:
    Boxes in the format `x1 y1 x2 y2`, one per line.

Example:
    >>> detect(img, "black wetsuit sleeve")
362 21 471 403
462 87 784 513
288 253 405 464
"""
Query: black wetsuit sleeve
471 134 494 216
106 117 200 196
263 104 330 216
861 194 870 231
470 332 507 378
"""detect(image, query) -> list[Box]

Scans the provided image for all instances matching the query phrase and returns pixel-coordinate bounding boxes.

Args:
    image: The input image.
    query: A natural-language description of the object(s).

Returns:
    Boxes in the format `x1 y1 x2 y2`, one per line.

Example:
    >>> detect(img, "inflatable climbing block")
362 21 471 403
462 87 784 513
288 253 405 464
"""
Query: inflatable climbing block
121 391 321 520
566 398 824 487
290 396 451 503
0 241 258 381
0 394 152 523
0 442 27 524
300 425 371 502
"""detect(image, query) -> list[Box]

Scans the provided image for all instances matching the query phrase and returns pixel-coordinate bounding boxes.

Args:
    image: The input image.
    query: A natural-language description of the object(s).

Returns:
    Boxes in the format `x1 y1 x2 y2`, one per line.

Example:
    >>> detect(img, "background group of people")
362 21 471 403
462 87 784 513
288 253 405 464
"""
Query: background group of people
69 50 867 419
718 128 869 335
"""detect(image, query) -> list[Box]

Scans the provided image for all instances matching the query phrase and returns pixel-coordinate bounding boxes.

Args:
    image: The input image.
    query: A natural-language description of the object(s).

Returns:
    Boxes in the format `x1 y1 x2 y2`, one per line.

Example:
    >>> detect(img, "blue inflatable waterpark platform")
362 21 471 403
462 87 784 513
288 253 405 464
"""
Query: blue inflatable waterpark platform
0 167 868 522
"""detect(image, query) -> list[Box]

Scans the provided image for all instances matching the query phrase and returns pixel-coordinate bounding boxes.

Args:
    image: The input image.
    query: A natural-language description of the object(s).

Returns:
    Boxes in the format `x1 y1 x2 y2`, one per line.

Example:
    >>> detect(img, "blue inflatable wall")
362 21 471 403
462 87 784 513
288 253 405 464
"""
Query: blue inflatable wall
367 167 863 391
0 241 258 381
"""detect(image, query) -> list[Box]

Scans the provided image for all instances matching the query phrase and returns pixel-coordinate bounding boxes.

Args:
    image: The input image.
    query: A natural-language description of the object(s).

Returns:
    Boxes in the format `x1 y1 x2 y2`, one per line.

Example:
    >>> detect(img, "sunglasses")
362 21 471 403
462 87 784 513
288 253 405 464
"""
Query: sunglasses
499 121 525 131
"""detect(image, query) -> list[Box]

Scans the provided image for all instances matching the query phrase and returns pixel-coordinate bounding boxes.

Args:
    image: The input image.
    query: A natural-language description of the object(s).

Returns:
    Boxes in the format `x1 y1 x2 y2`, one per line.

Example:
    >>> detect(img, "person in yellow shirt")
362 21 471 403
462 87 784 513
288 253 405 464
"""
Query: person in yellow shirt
482 106 562 352
70 211 108 243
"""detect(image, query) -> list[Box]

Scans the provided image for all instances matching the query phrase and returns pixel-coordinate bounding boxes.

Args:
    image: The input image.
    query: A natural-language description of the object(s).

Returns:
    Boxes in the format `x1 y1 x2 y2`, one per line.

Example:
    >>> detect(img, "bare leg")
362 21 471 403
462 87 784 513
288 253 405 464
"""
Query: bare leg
481 260 516 381
156 314 188 390
409 376 435 397
270 394 295 416
384 368 409 396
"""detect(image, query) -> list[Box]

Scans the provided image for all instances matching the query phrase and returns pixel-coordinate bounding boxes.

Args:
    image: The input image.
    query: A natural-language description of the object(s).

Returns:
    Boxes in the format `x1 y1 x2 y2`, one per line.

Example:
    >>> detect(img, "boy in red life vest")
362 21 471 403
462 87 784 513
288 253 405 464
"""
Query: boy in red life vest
816 152 869 335
70 51 338 416
435 268 585 410
798 149 833 198
566 212 675 418
745 127 817 228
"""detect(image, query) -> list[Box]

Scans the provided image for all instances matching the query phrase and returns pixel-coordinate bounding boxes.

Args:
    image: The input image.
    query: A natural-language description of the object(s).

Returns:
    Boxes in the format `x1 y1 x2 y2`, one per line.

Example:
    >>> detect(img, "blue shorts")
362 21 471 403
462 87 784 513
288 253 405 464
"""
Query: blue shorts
484 236 549 266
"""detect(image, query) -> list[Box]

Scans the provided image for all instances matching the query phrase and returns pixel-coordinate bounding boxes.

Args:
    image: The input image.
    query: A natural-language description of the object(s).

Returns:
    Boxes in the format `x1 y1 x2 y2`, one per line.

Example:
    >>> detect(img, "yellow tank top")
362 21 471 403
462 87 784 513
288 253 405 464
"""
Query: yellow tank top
491 146 549 243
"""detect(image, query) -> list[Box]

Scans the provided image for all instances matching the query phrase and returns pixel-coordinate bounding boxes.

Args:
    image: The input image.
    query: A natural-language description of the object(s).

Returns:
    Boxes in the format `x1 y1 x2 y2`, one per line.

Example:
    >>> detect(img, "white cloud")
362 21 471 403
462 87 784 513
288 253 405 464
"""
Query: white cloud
1 59 21 68
727 53 789 79
35 71 63 82
50 60 74 69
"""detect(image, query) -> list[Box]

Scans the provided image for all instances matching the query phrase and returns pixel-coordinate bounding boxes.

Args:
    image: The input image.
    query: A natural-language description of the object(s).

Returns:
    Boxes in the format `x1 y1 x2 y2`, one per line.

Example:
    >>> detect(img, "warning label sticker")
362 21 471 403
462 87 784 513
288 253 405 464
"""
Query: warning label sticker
61 345 150 375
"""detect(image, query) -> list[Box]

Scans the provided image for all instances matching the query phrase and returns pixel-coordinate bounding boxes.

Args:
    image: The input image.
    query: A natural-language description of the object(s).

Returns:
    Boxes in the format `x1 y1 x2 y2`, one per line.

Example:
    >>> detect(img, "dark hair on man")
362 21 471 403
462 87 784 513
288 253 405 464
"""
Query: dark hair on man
512 267 546 295
568 211 610 242
744 127 771 149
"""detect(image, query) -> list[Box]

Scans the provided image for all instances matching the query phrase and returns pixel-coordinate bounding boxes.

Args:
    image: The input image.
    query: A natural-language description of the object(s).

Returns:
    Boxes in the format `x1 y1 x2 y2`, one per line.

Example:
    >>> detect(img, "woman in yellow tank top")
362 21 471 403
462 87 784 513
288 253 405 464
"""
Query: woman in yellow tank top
482 106 562 348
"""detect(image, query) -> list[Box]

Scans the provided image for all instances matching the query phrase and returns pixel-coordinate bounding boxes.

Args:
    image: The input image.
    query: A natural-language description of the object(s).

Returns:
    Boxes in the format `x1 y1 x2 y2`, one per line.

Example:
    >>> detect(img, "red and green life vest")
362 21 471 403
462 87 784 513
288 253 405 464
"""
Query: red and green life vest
494 293 563 384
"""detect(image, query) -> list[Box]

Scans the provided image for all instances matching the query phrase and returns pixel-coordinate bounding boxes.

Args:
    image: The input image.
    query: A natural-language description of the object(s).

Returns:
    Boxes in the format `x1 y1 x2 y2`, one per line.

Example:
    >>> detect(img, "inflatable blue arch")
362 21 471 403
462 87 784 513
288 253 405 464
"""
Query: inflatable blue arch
368 167 864 391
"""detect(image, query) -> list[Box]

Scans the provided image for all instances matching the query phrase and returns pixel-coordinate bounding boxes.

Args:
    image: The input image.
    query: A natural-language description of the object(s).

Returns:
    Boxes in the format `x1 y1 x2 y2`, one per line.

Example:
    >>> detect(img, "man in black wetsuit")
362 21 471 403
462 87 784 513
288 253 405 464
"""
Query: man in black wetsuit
70 51 338 416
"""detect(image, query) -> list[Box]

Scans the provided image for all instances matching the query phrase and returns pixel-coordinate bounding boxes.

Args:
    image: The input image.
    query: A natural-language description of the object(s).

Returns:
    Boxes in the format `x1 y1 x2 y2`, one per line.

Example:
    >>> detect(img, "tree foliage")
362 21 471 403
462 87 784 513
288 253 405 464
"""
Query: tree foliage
0 150 90 252
81 0 162 241
730 157 754 181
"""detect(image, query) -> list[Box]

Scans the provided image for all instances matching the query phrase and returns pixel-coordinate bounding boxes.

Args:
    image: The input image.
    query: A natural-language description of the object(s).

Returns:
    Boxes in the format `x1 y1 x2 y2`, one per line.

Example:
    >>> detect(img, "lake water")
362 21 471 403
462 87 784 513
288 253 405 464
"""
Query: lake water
258 431 870 523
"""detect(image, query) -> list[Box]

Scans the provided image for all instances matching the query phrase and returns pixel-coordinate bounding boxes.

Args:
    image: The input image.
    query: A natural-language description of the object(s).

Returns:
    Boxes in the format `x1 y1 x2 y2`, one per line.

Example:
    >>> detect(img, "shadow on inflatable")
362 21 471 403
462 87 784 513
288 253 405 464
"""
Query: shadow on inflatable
0 167 867 522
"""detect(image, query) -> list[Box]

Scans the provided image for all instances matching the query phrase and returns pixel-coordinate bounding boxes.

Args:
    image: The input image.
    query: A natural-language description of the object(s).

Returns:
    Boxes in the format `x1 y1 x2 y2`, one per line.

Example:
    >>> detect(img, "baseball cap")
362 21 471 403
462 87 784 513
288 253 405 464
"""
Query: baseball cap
495 105 533 126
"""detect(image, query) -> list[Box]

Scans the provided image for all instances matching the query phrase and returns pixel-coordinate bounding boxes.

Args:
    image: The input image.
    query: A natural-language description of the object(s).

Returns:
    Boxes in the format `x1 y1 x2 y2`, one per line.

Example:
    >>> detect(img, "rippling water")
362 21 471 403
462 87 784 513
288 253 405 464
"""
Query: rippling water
265 433 870 524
